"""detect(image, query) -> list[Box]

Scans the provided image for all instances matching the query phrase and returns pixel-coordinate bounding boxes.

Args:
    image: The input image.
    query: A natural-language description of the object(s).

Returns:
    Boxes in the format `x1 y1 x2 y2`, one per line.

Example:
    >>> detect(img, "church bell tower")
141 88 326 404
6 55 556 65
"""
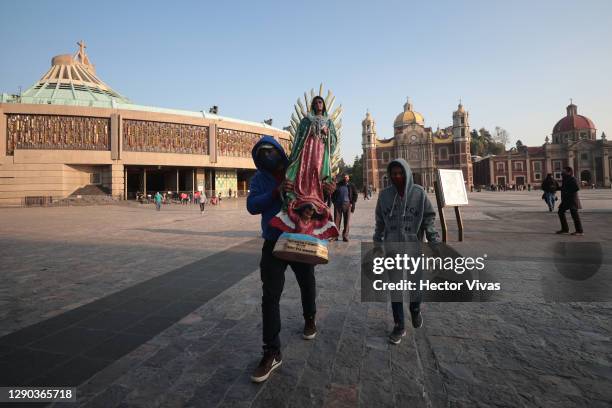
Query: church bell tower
362 111 379 190
452 101 473 188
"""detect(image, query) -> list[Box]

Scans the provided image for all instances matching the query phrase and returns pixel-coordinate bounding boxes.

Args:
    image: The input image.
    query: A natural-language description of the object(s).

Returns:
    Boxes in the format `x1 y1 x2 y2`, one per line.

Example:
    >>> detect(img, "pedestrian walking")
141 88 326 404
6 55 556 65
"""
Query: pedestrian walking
556 167 584 236
373 159 441 345
199 190 207 215
154 191 162 211
540 174 559 212
331 174 358 242
247 136 322 383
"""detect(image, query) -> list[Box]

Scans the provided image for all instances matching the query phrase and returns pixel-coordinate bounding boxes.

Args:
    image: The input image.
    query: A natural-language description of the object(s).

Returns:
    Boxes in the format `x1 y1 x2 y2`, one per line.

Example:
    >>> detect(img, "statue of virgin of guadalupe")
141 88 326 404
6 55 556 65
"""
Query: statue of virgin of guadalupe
270 96 339 240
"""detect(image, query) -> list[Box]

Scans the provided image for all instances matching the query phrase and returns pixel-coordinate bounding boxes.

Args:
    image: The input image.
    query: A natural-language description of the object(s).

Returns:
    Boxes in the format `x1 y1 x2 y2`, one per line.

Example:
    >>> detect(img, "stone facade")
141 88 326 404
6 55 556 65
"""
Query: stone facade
473 103 610 188
0 103 289 205
362 99 472 190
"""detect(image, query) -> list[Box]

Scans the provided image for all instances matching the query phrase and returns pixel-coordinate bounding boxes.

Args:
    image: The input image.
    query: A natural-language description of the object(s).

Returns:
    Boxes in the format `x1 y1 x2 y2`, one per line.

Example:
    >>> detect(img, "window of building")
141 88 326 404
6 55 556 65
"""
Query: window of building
553 160 562 171
580 132 586 139
496 162 505 171
513 161 523 171
554 171 562 180
461 128 465 137
461 117 465 125
534 173 541 181
439 147 448 160
90 173 101 184
581 153 588 161
533 161 542 172
382 151 390 164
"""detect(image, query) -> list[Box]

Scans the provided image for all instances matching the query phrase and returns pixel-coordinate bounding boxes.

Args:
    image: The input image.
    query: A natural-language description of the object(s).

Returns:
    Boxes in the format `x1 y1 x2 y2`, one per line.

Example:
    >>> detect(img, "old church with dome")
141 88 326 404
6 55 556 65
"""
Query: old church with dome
473 102 610 188
362 98 473 190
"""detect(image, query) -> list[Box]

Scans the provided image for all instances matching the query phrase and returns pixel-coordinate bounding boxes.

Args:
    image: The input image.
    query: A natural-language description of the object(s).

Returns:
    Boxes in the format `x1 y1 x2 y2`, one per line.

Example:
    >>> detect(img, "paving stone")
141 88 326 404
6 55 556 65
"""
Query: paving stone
1 192 612 406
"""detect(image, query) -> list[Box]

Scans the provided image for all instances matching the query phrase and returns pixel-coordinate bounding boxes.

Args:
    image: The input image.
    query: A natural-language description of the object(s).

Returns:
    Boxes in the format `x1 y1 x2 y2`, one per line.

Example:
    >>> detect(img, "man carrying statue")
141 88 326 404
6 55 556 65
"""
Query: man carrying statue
247 96 338 383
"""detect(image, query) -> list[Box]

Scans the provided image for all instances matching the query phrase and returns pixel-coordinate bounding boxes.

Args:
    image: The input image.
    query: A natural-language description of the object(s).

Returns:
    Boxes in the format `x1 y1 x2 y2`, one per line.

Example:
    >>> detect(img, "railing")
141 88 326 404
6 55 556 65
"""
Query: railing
21 194 122 207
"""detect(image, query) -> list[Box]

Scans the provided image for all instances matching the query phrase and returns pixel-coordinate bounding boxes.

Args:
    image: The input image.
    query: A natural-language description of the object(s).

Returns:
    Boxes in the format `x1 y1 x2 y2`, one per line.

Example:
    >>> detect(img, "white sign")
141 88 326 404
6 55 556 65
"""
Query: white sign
437 169 469 206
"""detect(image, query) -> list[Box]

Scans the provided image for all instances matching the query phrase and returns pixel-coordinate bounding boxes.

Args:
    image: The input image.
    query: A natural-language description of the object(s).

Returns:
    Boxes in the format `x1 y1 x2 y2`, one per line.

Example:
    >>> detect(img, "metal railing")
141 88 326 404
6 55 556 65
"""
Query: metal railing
21 194 122 207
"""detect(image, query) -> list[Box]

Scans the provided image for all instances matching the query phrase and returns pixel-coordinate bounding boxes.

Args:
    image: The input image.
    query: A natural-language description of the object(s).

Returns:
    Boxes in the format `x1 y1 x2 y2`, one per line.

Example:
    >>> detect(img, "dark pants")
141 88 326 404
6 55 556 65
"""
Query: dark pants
558 207 583 233
334 202 351 239
389 268 422 330
199 203 205 212
260 239 316 352
392 302 421 330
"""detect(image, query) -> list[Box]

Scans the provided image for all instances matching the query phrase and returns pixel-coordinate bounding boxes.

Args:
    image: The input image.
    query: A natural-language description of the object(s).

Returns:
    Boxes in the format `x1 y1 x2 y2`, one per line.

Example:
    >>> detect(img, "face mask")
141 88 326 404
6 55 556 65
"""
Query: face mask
261 155 280 171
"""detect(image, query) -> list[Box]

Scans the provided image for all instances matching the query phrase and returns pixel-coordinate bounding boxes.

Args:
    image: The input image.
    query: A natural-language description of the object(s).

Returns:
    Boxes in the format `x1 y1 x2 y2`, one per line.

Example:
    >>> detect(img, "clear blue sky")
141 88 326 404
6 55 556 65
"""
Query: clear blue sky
1 0 611 163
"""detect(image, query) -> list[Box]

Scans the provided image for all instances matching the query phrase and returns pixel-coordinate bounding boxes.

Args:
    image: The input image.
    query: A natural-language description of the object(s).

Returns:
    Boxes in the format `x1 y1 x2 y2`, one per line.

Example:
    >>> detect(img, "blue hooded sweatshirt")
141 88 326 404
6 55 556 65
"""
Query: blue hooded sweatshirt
247 136 289 241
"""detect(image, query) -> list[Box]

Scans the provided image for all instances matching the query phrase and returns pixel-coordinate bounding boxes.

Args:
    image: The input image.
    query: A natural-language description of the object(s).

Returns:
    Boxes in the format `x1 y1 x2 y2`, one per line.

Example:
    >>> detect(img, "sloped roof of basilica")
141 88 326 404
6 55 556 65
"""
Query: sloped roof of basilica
18 41 131 106
1 42 285 133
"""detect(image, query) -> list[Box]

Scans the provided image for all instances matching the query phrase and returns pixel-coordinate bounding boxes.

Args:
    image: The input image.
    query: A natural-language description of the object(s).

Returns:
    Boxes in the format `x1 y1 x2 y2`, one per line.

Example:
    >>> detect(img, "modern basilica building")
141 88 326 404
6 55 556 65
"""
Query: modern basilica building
0 42 290 206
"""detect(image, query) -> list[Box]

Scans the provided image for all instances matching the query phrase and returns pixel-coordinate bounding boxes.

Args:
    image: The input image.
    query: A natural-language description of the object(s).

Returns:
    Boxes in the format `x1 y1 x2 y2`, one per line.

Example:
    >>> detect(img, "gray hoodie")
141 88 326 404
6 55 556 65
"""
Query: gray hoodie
373 158 440 243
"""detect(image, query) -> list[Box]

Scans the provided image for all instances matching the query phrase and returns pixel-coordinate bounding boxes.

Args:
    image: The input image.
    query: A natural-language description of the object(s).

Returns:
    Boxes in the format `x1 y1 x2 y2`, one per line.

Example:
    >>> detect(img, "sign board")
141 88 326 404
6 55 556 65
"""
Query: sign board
437 169 469 207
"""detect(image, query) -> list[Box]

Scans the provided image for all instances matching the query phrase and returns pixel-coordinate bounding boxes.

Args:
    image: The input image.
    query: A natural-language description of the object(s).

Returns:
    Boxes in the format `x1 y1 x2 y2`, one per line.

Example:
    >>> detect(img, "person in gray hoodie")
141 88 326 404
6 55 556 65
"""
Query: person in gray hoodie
373 158 441 344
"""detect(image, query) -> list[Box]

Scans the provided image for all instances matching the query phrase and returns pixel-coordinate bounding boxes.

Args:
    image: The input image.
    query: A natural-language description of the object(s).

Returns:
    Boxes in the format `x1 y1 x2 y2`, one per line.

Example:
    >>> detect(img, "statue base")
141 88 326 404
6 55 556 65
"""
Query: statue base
273 232 329 265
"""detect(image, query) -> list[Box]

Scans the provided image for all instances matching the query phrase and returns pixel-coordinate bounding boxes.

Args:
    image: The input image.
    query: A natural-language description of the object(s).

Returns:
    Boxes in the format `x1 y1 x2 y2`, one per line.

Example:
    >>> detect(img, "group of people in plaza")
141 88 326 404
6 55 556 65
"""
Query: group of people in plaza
153 190 209 214
246 95 438 383
489 183 532 192
150 188 245 213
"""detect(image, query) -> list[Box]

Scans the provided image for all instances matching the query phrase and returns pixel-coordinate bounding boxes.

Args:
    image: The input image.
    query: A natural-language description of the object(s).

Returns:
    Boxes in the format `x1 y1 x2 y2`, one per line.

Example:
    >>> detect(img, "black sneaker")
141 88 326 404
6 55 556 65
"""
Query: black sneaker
251 350 282 383
389 325 406 345
303 316 317 340
410 310 423 329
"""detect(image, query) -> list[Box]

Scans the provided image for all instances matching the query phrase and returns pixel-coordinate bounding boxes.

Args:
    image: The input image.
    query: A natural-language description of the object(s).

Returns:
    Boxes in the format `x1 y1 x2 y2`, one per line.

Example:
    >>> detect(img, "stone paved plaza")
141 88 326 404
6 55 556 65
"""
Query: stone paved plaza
1 190 612 407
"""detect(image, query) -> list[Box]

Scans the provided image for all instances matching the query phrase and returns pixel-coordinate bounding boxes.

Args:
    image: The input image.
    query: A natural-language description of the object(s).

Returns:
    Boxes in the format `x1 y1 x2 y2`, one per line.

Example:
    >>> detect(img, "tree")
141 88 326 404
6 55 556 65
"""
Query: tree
471 127 506 156
470 129 484 156
337 158 348 175
350 155 364 189
493 126 510 148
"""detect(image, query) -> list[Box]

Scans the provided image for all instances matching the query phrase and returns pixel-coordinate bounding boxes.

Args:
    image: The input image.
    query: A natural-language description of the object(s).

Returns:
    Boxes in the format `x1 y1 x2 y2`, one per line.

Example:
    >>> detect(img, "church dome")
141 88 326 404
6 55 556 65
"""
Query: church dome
552 103 595 134
394 98 424 127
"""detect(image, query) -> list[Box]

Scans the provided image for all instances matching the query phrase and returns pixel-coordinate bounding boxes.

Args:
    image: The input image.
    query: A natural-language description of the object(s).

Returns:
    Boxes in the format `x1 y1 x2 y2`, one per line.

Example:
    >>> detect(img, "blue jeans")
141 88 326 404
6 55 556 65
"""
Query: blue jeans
389 268 422 330
544 192 555 211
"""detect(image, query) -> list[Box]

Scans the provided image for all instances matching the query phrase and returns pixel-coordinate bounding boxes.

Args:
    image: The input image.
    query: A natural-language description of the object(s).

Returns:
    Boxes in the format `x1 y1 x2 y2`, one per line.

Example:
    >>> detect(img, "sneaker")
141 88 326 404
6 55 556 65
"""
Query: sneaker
342 236 349 242
571 232 584 236
251 350 282 383
555 230 569 234
410 310 423 329
389 325 406 345
303 316 317 340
